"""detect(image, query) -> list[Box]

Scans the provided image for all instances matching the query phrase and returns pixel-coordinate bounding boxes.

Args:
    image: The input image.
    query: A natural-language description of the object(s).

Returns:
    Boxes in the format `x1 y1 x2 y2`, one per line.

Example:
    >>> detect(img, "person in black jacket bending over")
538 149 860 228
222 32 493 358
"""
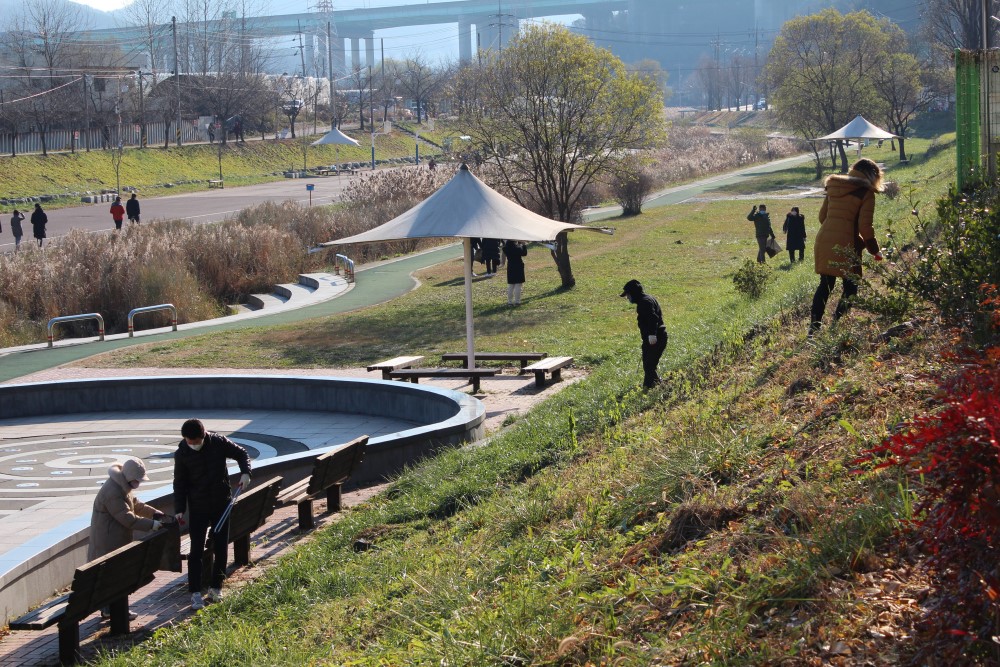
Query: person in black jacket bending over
620 279 668 389
173 418 251 611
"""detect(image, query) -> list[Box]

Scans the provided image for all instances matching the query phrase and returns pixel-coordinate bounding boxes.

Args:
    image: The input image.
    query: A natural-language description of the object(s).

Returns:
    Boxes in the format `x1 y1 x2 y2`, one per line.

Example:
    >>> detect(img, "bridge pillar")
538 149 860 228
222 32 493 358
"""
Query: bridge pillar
366 33 375 68
332 36 345 76
351 37 361 71
317 32 327 78
475 16 497 52
458 19 472 64
304 33 315 75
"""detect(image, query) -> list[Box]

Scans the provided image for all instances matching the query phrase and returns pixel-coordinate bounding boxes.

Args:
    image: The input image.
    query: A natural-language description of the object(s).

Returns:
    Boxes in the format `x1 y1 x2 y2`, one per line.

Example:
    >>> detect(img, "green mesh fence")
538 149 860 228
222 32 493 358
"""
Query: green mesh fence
955 49 982 190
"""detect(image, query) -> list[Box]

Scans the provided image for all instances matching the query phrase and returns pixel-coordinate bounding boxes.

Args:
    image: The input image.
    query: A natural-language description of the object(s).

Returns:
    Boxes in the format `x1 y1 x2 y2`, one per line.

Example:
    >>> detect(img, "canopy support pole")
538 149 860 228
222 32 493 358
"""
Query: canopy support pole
464 238 475 370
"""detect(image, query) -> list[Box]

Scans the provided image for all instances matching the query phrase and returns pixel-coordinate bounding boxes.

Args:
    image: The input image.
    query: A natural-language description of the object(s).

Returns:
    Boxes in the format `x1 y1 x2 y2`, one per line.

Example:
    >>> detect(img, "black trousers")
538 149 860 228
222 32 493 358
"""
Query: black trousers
187 508 230 592
641 331 668 388
811 274 858 329
788 248 804 262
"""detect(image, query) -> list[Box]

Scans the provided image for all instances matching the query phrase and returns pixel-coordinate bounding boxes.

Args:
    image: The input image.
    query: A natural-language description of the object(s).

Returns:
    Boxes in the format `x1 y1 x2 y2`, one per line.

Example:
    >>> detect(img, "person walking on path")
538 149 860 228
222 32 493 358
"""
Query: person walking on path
620 279 668 389
125 193 141 225
480 238 501 276
747 203 775 263
783 206 806 263
10 209 24 249
89 457 168 619
810 157 884 336
173 418 252 611
503 240 528 305
110 196 126 231
30 203 47 247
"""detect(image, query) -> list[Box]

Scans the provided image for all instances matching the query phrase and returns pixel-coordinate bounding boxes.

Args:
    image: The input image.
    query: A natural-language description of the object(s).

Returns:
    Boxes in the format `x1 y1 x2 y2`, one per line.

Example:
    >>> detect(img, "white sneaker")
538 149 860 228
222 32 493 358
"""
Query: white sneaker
206 587 223 603
191 592 204 610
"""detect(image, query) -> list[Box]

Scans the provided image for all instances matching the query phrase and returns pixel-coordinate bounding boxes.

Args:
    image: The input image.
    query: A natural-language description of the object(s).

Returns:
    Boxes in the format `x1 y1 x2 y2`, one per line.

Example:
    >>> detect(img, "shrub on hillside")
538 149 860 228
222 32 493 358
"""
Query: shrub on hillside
611 155 656 216
869 185 1000 337
732 259 774 299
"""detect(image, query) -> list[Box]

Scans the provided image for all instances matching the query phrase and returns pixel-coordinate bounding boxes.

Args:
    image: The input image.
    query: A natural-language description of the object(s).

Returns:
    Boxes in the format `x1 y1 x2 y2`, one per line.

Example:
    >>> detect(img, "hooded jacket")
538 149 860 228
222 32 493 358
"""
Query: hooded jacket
173 432 252 516
747 208 774 239
622 281 666 339
88 463 158 560
815 170 881 277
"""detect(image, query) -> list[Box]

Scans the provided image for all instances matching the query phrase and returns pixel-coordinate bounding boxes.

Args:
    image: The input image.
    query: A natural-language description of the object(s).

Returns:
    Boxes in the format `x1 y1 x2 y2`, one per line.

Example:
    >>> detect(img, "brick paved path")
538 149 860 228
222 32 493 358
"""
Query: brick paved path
0 485 381 666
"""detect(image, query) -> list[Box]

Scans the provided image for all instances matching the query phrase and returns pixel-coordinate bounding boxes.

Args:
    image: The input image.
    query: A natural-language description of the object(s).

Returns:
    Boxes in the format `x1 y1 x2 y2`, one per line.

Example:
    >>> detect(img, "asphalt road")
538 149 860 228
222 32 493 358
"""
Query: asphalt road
1 172 366 252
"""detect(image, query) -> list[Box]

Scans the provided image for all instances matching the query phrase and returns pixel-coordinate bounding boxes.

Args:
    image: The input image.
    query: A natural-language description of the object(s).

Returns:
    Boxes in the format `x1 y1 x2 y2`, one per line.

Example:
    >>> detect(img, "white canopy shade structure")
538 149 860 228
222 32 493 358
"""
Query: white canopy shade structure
815 115 897 142
311 127 361 146
323 163 604 370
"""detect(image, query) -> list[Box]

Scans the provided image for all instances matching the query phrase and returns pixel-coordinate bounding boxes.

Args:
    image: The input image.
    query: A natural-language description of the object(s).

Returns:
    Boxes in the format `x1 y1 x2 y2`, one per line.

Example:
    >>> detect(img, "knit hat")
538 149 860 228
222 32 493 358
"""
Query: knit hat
121 457 150 483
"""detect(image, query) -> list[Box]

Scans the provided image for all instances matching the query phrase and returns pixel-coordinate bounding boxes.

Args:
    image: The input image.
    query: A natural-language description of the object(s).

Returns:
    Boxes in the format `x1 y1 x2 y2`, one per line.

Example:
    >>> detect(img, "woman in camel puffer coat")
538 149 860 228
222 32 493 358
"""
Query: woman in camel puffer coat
809 157 884 335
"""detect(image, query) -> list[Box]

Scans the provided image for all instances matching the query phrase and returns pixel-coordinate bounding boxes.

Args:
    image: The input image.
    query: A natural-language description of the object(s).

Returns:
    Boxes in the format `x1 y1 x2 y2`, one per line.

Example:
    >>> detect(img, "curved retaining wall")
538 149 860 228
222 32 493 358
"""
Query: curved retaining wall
0 375 484 627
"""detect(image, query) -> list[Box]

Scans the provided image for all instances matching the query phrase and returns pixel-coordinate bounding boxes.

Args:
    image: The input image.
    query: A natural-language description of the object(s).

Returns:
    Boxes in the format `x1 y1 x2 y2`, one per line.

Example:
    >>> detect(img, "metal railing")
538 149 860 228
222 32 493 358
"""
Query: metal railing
128 303 177 337
335 254 355 282
47 313 105 348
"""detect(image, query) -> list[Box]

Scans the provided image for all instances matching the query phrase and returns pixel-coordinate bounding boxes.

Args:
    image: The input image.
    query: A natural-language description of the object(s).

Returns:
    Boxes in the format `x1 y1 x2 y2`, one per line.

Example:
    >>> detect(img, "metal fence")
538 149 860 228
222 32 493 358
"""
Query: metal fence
0 121 209 156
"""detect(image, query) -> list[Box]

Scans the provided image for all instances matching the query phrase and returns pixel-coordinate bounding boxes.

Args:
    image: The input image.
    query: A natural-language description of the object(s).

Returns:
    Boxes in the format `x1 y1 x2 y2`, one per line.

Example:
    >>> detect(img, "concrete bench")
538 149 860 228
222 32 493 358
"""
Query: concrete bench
366 355 425 380
523 356 573 388
441 351 547 373
9 529 171 664
388 367 497 394
208 179 224 189
277 436 367 530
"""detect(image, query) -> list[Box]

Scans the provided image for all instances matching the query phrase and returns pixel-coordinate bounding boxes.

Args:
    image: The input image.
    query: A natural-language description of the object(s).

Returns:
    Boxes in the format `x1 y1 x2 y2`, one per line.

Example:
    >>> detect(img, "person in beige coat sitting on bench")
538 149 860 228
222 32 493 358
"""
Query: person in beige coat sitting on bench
89 457 168 619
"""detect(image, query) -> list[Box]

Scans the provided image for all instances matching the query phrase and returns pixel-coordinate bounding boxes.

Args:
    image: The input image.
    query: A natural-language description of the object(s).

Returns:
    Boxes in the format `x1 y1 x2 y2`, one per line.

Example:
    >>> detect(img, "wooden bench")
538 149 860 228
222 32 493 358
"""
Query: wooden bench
367 355 425 380
183 479 282 587
277 436 367 530
387 367 497 393
207 179 224 189
441 351 547 373
10 529 171 664
523 356 574 388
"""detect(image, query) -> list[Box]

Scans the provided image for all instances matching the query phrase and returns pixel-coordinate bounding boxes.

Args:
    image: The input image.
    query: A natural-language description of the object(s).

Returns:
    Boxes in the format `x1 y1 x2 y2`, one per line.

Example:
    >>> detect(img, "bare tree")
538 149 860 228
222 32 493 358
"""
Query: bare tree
396 55 443 124
119 0 170 76
346 65 373 131
921 0 999 53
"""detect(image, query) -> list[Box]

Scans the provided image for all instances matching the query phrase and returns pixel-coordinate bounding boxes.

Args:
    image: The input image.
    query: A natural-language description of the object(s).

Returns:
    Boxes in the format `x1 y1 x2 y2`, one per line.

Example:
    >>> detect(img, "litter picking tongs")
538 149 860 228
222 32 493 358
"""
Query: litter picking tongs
213 485 242 534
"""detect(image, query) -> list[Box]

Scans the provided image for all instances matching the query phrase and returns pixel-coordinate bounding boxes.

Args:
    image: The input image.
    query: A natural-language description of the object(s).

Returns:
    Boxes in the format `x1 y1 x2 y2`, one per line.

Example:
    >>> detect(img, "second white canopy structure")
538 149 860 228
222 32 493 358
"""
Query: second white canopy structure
324 163 604 370
815 115 897 142
311 127 361 146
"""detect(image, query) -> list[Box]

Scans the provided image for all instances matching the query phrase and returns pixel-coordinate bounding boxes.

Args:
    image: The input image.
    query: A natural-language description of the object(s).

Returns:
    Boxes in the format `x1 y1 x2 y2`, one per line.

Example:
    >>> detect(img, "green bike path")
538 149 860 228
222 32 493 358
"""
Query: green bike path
0 153 812 384
0 245 462 383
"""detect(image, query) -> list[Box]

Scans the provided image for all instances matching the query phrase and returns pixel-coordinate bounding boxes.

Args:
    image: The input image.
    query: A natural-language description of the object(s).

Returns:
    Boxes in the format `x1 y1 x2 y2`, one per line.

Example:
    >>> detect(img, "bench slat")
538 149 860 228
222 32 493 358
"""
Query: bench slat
9 595 70 630
388 367 496 393
367 356 425 379
524 356 573 372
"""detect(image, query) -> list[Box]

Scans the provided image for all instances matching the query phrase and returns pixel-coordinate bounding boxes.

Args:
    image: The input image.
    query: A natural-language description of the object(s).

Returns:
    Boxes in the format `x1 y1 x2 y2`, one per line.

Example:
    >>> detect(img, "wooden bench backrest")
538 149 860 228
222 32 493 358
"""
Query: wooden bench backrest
62 529 169 623
306 436 368 496
228 479 282 542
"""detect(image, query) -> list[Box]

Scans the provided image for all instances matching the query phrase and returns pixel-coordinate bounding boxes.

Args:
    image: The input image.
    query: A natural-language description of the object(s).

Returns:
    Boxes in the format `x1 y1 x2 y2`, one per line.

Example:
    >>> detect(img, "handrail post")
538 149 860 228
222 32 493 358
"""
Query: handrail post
47 313 105 348
127 303 177 337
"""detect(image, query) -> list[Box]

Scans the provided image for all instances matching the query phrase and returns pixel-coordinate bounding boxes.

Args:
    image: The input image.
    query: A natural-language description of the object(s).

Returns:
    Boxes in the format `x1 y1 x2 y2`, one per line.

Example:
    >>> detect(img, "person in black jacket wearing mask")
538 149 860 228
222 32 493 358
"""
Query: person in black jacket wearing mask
173 418 252 610
620 279 668 389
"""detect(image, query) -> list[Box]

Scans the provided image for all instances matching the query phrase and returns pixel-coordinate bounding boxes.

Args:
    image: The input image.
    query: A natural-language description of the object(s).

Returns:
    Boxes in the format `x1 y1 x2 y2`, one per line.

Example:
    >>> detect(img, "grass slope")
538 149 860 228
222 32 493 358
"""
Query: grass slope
86 139 957 665
0 129 439 204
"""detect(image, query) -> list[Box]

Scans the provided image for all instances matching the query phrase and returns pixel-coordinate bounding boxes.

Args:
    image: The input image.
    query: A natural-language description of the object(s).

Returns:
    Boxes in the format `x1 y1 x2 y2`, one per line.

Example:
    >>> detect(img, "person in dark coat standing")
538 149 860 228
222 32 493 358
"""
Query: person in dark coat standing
503 240 527 305
10 209 24 249
481 238 501 276
620 279 668 389
30 203 47 247
173 418 252 610
125 193 141 225
782 206 806 263
747 203 775 263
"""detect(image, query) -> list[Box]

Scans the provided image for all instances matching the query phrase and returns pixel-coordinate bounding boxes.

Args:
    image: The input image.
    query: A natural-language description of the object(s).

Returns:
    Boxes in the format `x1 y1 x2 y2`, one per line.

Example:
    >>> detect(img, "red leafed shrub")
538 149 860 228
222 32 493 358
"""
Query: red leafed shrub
858 285 1000 653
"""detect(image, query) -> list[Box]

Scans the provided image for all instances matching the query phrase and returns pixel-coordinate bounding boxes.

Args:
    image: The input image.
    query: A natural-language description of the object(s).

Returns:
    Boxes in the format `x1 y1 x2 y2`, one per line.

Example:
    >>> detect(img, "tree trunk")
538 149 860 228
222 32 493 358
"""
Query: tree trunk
837 140 848 173
898 136 907 161
551 231 575 289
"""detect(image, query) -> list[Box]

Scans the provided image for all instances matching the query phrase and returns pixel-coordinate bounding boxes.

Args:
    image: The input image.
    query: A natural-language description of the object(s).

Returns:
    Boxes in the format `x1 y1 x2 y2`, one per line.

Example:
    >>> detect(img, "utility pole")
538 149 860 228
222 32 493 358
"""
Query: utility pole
173 16 182 146
297 21 307 78
137 70 146 147
82 74 90 152
369 65 375 170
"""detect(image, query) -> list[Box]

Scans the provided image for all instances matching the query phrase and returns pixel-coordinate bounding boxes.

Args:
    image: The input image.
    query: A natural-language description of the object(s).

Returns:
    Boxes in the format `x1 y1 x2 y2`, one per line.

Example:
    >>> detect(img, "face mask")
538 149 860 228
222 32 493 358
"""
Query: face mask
187 441 204 452
626 294 634 303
